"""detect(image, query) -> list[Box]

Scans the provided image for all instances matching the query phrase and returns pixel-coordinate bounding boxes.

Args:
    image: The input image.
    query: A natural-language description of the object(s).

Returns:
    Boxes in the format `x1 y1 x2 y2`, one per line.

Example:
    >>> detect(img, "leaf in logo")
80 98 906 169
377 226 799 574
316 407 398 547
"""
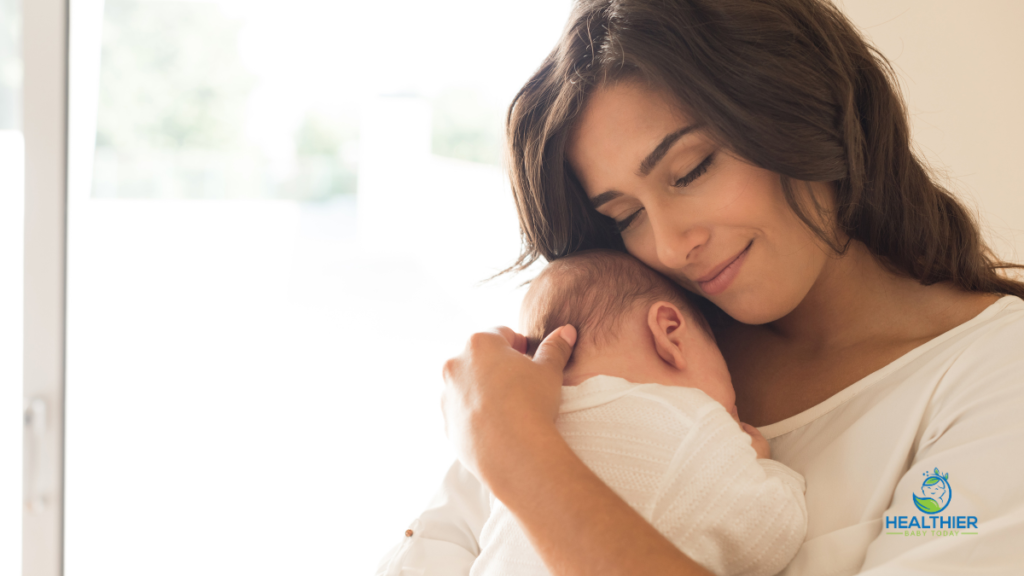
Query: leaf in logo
914 494 942 514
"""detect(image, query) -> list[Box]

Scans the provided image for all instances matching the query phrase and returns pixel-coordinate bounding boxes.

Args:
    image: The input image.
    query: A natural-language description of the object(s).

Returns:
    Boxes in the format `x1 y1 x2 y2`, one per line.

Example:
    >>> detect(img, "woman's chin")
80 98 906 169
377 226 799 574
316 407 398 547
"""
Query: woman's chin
713 292 801 326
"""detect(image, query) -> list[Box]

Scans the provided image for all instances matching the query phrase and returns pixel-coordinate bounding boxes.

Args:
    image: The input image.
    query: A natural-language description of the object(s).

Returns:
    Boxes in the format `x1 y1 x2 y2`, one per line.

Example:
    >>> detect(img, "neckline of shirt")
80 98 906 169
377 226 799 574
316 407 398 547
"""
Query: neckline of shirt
756 295 1022 440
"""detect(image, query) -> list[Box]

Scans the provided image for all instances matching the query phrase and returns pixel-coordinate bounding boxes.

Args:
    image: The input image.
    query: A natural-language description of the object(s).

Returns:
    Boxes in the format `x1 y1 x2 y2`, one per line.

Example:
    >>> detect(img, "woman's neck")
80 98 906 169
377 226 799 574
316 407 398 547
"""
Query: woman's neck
765 240 994 351
719 239 1001 426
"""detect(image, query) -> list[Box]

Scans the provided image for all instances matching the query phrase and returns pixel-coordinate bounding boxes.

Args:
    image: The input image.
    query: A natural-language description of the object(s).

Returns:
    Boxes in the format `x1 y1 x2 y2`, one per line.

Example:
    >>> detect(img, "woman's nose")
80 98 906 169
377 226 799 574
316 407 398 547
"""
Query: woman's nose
649 207 709 269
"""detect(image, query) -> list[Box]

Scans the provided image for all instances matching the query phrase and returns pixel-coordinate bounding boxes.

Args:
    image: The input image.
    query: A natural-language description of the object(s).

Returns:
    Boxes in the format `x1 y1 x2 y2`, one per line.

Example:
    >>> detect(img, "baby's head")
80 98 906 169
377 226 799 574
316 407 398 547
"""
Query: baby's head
520 249 735 412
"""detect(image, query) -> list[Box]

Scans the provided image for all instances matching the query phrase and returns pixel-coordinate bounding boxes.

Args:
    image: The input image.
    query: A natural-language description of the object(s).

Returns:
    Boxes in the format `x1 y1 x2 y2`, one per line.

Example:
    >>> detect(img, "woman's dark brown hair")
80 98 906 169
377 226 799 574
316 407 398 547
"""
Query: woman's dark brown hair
504 0 1024 298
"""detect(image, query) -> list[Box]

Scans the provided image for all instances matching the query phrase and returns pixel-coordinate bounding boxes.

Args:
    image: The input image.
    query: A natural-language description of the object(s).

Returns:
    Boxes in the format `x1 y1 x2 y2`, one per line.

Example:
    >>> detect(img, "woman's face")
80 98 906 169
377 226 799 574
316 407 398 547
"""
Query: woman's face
567 81 835 325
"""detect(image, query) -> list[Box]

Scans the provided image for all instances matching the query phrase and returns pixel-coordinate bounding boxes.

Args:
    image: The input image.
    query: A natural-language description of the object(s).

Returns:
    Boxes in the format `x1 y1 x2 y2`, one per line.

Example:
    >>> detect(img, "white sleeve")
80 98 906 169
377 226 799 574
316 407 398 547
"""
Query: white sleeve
854 336 1024 575
646 398 808 576
557 384 807 576
374 460 490 576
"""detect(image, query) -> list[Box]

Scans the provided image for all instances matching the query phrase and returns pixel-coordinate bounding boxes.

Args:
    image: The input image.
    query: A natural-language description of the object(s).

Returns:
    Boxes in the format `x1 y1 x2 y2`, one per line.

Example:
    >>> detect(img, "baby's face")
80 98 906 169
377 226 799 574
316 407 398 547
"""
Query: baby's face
922 484 946 501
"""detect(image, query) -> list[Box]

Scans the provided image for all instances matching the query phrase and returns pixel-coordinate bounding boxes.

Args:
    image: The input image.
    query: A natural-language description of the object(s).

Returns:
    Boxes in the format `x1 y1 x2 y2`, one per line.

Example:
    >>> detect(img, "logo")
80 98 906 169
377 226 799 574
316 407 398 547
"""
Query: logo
913 467 951 514
885 466 978 537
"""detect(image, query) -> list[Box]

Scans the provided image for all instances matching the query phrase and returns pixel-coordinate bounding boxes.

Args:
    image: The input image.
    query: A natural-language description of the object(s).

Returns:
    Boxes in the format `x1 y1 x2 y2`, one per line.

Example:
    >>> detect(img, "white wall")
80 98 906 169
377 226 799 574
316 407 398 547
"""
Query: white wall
841 0 1024 263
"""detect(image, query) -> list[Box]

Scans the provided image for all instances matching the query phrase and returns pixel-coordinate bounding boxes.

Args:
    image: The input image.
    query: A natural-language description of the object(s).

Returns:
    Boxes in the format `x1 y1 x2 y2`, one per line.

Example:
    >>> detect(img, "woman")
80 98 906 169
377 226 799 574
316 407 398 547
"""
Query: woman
379 0 1024 574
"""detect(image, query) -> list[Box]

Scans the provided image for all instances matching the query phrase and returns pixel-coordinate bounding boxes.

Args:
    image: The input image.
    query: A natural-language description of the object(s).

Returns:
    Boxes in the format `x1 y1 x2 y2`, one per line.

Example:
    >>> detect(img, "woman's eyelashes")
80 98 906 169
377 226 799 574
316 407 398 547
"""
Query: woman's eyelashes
614 153 715 233
673 153 715 188
615 207 645 233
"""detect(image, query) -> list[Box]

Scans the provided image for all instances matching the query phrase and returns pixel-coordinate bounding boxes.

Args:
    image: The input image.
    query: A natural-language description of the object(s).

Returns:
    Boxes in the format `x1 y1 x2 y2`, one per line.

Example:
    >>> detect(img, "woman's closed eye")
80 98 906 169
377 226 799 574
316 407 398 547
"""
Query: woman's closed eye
673 153 715 188
614 207 645 233
614 153 716 233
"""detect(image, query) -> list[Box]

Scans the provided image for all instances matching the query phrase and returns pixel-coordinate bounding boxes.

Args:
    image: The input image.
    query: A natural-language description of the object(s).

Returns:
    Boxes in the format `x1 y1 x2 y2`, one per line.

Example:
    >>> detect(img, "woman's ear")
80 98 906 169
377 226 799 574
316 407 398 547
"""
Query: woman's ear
647 301 688 371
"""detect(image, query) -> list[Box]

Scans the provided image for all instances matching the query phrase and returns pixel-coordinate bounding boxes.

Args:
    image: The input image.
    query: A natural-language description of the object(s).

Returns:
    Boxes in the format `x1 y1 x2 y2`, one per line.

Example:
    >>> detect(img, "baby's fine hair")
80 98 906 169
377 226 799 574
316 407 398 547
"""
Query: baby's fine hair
525 249 711 349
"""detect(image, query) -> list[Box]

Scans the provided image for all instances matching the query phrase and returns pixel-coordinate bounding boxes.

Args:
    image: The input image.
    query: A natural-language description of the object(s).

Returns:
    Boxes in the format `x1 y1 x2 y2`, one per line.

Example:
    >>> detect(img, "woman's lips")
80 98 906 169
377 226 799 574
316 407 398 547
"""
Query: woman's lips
696 241 752 296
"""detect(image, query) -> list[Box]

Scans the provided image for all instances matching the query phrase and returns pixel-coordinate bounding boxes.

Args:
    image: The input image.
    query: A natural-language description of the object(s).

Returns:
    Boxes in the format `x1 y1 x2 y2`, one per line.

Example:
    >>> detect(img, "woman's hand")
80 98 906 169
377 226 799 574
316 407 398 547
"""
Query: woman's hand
441 325 576 481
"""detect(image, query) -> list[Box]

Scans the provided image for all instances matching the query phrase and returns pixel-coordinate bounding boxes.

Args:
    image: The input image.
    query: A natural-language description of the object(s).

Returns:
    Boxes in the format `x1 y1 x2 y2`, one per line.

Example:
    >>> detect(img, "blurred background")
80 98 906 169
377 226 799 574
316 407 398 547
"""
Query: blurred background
1 0 1022 575
64 2 566 574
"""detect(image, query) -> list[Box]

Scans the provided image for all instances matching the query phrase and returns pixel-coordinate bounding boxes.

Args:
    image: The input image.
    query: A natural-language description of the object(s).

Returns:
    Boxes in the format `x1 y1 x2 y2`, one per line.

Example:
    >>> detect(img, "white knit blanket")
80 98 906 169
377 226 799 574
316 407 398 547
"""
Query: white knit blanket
470 375 808 576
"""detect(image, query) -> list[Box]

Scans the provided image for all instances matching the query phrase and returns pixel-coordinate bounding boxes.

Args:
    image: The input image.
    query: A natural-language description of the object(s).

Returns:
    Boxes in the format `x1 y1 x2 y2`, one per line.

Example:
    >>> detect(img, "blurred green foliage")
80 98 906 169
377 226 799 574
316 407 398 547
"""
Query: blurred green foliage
0 0 21 130
432 88 504 166
90 0 505 199
291 111 359 198
290 111 362 198
296 112 356 157
95 0 254 152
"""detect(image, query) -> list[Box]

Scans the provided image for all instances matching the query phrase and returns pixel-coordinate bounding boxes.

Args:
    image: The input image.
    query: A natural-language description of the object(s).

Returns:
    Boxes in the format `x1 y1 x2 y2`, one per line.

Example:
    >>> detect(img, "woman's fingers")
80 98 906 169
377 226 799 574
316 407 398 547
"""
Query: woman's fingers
464 325 568 360
440 325 574 482
492 326 529 354
533 325 576 373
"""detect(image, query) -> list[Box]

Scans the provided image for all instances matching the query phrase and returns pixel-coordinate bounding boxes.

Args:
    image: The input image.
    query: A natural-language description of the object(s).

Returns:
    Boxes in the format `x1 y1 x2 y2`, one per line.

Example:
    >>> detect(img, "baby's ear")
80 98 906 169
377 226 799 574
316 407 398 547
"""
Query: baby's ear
647 301 688 370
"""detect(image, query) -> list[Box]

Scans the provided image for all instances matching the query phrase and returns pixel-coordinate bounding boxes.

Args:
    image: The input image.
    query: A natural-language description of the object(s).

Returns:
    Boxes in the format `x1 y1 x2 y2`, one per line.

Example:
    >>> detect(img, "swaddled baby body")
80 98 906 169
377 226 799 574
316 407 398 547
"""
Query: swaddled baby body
470 250 807 576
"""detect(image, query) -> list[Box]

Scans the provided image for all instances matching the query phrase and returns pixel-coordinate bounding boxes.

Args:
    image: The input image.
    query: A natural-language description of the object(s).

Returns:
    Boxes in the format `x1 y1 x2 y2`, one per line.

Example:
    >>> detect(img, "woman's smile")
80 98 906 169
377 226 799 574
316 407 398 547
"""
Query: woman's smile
695 240 753 296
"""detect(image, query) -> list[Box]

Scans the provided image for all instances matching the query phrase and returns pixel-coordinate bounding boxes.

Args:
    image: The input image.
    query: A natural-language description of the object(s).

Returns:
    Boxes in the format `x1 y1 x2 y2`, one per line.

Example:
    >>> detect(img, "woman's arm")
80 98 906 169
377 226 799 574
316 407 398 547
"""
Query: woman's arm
374 460 490 576
441 326 714 576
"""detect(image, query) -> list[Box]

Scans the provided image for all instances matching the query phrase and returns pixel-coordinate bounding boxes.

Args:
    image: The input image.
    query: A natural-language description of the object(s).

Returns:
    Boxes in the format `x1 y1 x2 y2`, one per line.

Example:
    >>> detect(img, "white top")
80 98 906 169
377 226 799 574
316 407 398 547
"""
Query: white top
470 376 807 576
374 295 1024 576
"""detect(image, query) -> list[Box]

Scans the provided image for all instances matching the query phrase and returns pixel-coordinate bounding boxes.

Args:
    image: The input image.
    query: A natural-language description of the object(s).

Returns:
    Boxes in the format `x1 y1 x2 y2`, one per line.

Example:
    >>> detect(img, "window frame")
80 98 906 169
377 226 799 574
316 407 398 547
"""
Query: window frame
22 0 69 574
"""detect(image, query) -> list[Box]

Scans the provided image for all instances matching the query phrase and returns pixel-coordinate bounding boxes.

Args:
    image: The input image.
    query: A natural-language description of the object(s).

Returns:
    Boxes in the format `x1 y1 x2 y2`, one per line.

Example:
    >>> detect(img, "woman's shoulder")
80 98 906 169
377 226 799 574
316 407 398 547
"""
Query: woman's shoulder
867 294 1024 400
859 293 1021 380
960 292 1024 322
759 295 1023 439
924 294 1024 397
978 292 1024 322
935 294 1024 365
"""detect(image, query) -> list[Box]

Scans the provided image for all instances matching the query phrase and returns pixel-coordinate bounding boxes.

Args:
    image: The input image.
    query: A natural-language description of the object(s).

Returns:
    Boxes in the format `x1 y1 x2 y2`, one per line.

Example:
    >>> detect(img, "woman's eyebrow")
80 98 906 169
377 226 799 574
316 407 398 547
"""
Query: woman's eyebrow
638 125 696 176
590 124 697 208
591 190 622 208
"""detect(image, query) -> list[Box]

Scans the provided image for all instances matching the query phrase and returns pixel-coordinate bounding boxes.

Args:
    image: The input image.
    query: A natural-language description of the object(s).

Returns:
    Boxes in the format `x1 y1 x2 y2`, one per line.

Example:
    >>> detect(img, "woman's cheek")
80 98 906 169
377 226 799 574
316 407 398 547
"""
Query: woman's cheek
623 232 660 273
711 250 806 324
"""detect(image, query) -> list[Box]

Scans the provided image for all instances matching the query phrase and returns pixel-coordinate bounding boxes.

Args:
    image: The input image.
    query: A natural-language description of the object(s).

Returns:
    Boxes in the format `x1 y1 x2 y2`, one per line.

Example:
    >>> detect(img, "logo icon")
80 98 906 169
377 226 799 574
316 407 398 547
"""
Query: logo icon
913 468 952 514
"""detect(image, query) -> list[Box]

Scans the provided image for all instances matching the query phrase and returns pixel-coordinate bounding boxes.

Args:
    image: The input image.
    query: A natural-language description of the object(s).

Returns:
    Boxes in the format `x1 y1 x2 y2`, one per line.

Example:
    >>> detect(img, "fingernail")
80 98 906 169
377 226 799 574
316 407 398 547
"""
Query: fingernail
559 325 577 346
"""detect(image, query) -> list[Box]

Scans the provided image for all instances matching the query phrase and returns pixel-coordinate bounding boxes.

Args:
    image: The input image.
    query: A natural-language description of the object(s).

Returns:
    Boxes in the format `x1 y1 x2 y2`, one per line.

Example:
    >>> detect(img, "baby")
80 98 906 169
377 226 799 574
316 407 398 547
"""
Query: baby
470 249 807 576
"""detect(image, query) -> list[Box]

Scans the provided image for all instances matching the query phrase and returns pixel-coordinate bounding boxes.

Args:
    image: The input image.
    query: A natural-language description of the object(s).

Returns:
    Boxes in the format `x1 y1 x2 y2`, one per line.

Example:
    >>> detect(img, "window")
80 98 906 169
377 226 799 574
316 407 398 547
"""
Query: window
65 2 570 574
0 0 22 572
